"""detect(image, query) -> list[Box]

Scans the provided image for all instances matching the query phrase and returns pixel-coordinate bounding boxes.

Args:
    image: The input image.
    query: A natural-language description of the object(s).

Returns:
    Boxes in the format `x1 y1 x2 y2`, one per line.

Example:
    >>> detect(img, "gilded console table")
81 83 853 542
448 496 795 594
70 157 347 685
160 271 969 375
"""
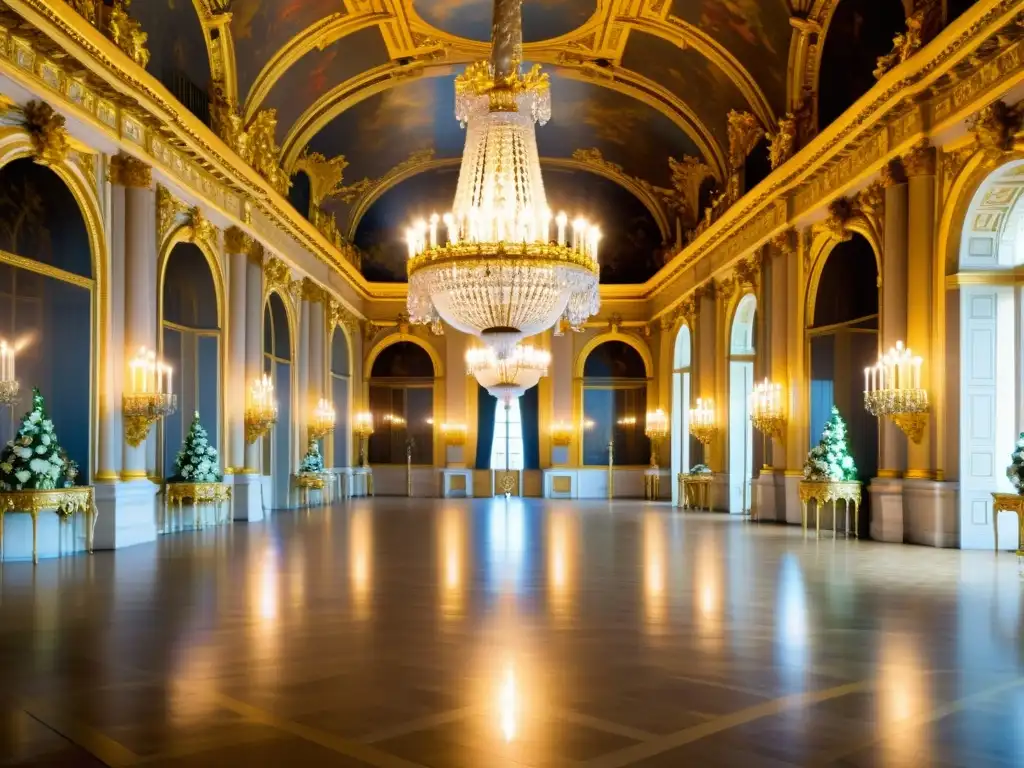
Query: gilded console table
678 474 712 511
164 482 231 531
799 480 861 538
295 473 327 508
644 468 660 500
991 493 1024 555
0 487 97 564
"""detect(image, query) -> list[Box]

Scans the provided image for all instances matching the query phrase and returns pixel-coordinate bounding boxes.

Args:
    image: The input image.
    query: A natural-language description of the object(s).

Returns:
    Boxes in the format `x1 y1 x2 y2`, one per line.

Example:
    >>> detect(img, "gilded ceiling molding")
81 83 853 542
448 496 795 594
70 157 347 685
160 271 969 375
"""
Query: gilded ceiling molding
21 100 69 166
64 0 149 68
279 55 728 179
210 96 290 196
198 3 238 105
292 150 370 207
658 155 715 229
340 150 674 242
623 15 777 131
242 13 389 122
727 110 765 170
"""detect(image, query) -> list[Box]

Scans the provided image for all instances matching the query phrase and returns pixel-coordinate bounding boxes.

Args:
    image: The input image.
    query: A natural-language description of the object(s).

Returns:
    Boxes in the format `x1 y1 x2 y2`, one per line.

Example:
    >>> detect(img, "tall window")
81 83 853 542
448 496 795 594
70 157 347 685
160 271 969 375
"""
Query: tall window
368 341 434 464
582 341 650 466
491 398 524 470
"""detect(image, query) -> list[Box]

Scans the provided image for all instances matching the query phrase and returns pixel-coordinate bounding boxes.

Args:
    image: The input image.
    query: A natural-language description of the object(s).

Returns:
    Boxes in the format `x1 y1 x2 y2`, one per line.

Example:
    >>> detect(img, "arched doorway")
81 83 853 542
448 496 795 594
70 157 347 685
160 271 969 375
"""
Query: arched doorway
368 341 435 466
808 232 879 535
817 0 906 131
0 158 93 482
263 291 293 508
160 242 221 480
670 324 692 504
330 326 351 467
581 341 650 468
955 159 1023 549
729 295 756 514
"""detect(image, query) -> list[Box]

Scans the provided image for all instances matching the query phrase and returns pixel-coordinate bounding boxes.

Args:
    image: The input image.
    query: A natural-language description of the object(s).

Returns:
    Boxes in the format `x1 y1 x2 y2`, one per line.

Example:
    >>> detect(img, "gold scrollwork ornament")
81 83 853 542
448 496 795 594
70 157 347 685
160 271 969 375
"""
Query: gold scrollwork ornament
22 101 69 167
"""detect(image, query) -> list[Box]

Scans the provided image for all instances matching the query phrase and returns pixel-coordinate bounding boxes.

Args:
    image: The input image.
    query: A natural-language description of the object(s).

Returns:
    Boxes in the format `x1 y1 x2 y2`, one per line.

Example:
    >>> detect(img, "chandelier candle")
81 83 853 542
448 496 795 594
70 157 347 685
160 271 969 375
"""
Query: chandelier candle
690 398 717 446
404 0 601 359
863 340 929 443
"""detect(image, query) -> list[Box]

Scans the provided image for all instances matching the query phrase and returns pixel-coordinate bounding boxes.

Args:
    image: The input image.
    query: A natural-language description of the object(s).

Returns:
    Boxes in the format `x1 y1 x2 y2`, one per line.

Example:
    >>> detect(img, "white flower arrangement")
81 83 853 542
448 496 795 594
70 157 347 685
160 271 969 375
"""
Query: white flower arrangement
170 412 222 484
1006 433 1024 494
0 389 69 491
803 406 858 482
299 439 324 473
689 463 712 475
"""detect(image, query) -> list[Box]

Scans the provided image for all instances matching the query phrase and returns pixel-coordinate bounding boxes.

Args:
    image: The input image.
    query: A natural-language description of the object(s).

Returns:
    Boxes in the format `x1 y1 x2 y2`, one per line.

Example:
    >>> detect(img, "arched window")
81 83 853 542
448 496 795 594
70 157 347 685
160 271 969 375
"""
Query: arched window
671 325 692 504
0 158 92 481
582 341 650 466
817 0 906 131
161 242 220 480
729 295 756 514
368 341 434 465
330 327 351 467
491 397 524 471
263 292 292 509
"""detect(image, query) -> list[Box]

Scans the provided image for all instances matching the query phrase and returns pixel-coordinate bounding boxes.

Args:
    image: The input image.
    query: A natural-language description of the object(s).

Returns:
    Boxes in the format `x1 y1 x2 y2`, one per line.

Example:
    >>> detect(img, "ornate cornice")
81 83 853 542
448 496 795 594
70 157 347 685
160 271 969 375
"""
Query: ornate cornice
108 151 151 188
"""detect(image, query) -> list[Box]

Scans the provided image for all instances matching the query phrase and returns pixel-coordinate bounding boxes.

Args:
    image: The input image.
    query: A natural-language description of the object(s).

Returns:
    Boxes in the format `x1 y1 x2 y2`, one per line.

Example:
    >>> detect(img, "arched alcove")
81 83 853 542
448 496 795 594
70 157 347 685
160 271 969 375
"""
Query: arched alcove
955 158 1023 550
263 291 293 509
289 170 312 220
818 0 906 131
160 241 221 480
0 158 92 484
582 340 650 466
729 294 756 514
808 232 879 536
368 340 435 465
670 324 692 504
330 326 351 467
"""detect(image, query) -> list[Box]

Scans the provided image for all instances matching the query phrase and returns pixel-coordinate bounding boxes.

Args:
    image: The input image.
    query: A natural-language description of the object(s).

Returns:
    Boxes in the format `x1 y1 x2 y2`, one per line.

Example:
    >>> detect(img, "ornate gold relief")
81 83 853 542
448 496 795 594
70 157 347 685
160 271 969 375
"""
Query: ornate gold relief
940 146 976 201
210 93 290 196
224 226 255 257
770 229 795 257
967 100 1024 155
66 0 149 68
767 114 796 170
328 299 360 335
108 152 151 188
71 150 96 190
726 110 765 169
292 151 350 207
301 277 329 305
264 256 291 293
880 158 907 187
22 100 68 166
856 182 885 224
363 321 382 344
824 197 855 242
156 185 188 243
734 254 762 288
902 139 935 177
874 0 941 80
659 155 715 227
186 205 217 246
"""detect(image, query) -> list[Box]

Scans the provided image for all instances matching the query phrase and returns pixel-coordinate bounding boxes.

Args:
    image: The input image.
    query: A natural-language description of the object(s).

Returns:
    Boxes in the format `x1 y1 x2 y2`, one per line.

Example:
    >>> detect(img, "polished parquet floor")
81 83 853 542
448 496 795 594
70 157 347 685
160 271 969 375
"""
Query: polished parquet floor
1 498 1022 767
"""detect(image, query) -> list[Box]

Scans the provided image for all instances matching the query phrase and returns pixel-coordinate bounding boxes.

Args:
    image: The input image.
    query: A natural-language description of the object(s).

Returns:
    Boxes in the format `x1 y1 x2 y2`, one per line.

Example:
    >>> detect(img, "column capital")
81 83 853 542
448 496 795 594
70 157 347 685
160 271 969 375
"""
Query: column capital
301 276 330 304
880 158 907 187
224 226 256 257
903 140 936 178
108 152 152 188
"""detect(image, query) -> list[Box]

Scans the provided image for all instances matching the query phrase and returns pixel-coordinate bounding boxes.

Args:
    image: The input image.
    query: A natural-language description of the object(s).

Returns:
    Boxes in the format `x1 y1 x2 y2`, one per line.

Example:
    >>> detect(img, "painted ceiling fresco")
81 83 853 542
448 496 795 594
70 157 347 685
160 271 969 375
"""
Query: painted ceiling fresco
413 0 597 43
130 0 210 89
668 0 791 113
354 166 664 284
620 33 749 154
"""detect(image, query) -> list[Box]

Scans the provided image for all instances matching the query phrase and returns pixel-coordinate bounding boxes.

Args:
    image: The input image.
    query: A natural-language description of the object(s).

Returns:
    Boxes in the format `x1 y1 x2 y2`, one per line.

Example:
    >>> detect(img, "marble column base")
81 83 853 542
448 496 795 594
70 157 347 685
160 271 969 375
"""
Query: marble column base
710 472 730 512
752 471 785 522
903 479 959 548
868 477 905 543
230 474 265 522
783 474 804 525
93 478 159 550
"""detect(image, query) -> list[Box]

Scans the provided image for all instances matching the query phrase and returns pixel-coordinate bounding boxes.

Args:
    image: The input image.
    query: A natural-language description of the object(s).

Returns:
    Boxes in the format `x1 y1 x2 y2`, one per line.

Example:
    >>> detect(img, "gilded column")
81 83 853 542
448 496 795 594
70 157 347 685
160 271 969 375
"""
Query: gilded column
297 295 311 454
243 255 263 471
880 161 909 476
121 157 157 479
905 141 936 478
224 228 251 472
305 282 326 405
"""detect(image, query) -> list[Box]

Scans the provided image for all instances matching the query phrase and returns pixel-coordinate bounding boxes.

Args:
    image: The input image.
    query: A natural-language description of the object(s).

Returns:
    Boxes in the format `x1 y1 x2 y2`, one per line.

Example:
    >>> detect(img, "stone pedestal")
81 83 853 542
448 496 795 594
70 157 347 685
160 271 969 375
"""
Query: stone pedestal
868 477 905 542
93 478 159 550
783 473 804 525
752 471 785 522
903 479 958 548
231 473 265 521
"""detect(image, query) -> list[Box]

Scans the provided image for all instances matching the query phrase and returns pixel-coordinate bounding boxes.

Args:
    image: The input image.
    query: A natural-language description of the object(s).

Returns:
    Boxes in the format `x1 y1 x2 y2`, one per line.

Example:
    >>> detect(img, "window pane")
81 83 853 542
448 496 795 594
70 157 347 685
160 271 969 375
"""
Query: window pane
491 399 524 470
583 387 650 466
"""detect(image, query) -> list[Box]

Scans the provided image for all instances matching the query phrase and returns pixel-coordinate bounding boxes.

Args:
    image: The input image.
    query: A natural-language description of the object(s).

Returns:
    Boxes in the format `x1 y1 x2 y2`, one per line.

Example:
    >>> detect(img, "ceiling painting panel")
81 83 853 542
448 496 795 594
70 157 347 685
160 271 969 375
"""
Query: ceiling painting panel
621 32 750 152
412 0 598 43
541 74 702 186
668 0 792 112
262 27 391 143
229 0 348 102
131 0 211 91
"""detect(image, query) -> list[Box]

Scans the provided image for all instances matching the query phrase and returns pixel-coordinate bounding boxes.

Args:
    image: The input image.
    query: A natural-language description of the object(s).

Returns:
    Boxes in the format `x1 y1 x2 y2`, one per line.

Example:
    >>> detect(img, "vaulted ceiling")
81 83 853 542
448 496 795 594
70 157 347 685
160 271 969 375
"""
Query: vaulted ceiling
135 0 799 282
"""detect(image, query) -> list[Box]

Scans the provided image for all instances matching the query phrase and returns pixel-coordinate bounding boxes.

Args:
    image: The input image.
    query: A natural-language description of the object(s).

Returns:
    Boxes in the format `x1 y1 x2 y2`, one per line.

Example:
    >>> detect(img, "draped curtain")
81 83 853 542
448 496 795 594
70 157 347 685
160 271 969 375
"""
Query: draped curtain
474 384 496 469
520 384 540 470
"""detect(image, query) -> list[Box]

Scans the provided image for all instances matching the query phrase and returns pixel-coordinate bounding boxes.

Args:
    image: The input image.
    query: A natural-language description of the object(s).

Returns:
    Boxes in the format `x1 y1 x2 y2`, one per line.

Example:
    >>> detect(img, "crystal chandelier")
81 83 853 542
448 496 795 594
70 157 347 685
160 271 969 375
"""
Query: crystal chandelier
466 343 551 403
405 0 601 359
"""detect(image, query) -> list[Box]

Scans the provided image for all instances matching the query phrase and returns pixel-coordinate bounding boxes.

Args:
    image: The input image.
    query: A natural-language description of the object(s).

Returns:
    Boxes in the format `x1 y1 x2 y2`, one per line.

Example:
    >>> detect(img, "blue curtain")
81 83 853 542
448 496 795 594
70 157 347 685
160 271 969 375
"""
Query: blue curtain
521 384 540 469
475 384 496 469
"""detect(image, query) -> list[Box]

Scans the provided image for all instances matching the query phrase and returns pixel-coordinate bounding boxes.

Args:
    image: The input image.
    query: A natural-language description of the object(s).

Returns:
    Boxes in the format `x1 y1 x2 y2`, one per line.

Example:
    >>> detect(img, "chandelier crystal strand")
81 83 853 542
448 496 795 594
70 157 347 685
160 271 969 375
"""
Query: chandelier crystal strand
405 0 600 358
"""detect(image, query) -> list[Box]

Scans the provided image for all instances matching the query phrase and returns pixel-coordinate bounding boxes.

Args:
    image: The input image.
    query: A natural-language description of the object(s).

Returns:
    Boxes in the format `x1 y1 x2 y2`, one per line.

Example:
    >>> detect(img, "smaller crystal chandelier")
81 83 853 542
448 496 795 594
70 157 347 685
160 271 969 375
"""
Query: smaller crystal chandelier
689 398 717 446
466 343 551 403
551 420 573 447
864 340 928 443
645 408 670 469
309 398 336 441
0 338 19 406
750 379 786 468
354 411 374 467
441 423 467 446
123 347 177 447
244 374 278 445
